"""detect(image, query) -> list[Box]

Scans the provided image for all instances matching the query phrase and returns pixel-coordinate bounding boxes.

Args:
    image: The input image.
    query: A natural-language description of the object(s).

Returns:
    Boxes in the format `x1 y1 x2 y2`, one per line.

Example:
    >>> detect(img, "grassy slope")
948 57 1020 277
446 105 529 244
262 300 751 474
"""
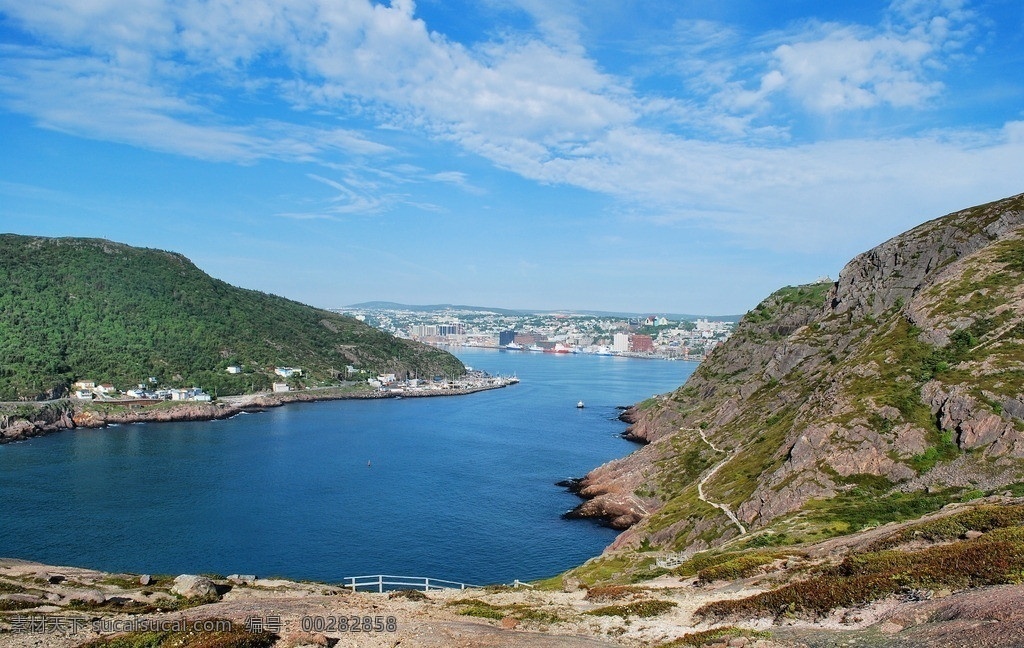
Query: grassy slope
566 192 1024 570
0 235 464 399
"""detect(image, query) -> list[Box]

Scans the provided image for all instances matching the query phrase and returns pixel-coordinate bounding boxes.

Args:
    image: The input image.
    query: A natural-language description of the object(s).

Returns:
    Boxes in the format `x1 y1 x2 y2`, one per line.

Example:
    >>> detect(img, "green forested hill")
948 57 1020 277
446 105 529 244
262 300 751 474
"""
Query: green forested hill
0 235 464 400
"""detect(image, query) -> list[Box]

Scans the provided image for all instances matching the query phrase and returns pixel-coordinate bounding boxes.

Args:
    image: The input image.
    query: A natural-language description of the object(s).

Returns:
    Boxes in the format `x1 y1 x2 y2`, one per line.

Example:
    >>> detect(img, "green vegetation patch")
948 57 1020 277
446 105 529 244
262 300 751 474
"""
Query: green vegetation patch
696 553 778 584
870 504 1024 550
709 405 799 511
79 620 275 648
447 598 563 624
388 588 428 601
744 283 830 325
696 534 1024 622
585 599 677 618
657 627 771 647
0 580 27 594
583 585 636 602
449 598 506 620
0 598 39 611
803 486 964 534
563 554 666 587
908 431 960 473
671 549 791 583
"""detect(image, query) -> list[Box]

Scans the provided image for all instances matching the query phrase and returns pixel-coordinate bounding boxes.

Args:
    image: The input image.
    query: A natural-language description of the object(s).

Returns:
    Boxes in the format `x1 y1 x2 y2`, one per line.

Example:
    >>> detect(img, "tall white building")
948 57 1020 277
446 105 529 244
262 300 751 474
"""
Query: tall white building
612 332 630 353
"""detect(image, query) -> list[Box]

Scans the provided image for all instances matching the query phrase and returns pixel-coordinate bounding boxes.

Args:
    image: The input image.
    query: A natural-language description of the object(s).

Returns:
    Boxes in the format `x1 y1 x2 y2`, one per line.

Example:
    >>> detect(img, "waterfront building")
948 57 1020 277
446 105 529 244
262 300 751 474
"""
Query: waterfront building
612 332 630 353
630 334 654 353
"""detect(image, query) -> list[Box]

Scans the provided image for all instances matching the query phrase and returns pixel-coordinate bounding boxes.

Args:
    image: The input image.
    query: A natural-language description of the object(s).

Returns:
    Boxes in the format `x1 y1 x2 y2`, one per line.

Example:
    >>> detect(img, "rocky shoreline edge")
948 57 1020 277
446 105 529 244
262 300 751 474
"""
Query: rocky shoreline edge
0 378 517 445
558 405 652 530
5 497 1024 648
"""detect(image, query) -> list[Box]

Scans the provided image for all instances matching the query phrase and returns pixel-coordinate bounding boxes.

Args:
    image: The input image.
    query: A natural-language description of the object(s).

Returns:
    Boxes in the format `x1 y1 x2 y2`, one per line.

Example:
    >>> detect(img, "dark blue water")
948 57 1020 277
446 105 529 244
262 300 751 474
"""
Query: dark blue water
0 349 694 585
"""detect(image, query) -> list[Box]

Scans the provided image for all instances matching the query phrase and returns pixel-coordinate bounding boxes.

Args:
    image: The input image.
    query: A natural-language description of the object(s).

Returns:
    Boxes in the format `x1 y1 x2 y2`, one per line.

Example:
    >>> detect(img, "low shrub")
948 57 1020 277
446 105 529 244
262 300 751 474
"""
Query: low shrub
584 585 634 602
695 535 1024 622
870 504 1024 550
79 620 276 648
696 553 776 584
657 627 771 647
586 599 677 618
449 598 505 619
448 598 563 623
388 589 427 601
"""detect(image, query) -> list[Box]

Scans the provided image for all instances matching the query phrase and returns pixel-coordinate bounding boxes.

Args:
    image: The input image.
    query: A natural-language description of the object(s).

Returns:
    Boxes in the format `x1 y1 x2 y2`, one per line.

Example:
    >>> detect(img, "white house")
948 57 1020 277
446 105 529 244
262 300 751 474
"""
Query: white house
74 380 96 390
226 366 242 374
73 389 93 400
274 367 302 378
272 382 290 393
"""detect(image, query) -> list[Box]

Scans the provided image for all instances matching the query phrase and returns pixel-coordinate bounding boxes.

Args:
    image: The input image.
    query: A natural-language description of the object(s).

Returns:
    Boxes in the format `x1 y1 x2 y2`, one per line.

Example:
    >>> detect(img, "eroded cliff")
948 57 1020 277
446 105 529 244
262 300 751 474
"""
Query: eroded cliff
569 192 1024 554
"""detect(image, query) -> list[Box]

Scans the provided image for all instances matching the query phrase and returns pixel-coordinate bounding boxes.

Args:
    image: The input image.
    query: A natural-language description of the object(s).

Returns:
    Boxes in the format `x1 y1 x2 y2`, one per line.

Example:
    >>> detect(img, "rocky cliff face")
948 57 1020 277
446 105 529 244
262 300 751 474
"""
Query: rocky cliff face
0 402 75 442
570 192 1024 554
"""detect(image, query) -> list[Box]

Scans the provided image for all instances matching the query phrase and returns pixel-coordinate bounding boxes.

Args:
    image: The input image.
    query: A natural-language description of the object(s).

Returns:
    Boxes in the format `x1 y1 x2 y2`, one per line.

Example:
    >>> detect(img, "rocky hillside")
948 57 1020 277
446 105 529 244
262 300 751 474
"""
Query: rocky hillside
569 192 1024 555
0 235 464 400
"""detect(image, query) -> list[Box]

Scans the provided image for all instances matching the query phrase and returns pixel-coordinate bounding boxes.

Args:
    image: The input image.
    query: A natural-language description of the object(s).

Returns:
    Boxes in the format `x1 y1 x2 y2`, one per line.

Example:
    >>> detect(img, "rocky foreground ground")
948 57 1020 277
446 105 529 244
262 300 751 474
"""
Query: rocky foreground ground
3 498 1024 648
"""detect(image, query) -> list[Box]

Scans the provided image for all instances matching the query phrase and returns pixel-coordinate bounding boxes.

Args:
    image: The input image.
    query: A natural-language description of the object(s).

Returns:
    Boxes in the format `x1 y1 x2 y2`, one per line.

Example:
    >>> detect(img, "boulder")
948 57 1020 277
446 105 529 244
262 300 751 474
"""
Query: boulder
170 575 217 598
74 590 106 605
139 574 152 586
227 574 256 584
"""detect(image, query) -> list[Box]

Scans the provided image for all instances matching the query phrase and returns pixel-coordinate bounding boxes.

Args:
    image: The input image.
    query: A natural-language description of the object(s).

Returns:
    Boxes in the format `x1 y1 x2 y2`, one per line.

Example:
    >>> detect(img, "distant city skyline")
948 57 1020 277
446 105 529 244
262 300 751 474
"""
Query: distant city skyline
1 1 1022 314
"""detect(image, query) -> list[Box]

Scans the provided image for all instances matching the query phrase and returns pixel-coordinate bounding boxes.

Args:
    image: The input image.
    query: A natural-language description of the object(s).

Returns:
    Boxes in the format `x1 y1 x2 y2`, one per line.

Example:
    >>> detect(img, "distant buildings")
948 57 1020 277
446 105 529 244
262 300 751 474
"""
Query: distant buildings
71 378 211 402
274 367 302 378
339 305 735 361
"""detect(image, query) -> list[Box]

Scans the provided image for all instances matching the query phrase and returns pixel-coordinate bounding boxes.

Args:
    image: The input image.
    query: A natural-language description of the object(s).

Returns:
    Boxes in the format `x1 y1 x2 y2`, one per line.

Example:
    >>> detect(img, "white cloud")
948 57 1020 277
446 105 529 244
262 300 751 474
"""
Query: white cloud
768 29 942 111
0 0 1018 259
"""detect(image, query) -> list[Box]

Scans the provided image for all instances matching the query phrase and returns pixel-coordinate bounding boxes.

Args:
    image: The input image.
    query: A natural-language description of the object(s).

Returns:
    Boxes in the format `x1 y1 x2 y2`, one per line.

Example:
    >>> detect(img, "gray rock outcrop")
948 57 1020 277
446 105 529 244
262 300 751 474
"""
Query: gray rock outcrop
171 574 217 598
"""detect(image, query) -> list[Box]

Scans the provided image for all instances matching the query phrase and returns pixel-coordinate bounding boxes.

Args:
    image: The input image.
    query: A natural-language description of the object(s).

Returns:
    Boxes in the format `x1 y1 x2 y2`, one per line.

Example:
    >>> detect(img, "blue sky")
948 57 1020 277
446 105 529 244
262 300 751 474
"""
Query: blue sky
1 0 1022 315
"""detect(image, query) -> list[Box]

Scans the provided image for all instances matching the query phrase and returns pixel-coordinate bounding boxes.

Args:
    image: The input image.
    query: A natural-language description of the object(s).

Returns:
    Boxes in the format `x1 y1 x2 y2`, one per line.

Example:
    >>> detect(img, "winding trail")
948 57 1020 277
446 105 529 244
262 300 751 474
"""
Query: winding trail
685 427 747 535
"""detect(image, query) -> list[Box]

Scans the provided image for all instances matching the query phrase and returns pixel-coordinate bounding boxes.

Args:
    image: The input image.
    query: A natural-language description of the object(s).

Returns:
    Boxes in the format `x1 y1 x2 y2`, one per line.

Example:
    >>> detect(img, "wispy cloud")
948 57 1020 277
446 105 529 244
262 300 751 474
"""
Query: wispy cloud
0 0 1017 254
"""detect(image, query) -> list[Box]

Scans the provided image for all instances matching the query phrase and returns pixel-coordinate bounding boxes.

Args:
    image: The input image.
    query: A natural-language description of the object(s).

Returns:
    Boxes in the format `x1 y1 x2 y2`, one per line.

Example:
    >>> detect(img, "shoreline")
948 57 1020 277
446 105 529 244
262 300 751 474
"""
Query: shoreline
0 376 518 445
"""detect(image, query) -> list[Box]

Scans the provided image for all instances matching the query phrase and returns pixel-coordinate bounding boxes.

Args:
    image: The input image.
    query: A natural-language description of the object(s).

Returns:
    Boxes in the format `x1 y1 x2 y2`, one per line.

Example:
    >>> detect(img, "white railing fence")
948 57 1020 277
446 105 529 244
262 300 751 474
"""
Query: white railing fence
343 575 482 593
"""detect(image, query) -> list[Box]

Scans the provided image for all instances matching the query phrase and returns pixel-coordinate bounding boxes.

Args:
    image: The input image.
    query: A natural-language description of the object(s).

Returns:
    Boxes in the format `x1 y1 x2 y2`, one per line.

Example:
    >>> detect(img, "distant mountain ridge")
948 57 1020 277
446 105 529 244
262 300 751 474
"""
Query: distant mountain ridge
0 236 465 400
344 301 741 322
567 191 1024 555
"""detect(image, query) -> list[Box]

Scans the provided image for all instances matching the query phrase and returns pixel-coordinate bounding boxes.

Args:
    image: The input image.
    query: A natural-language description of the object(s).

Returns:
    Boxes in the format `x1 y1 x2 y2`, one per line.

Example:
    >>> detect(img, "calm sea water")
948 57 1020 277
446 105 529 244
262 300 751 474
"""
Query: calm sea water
0 349 694 585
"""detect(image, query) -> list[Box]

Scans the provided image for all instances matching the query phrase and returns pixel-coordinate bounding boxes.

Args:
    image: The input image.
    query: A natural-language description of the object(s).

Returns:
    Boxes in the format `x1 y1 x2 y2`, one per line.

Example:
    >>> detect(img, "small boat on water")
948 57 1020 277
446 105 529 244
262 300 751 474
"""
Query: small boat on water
504 342 524 350
551 343 573 354
577 400 585 408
